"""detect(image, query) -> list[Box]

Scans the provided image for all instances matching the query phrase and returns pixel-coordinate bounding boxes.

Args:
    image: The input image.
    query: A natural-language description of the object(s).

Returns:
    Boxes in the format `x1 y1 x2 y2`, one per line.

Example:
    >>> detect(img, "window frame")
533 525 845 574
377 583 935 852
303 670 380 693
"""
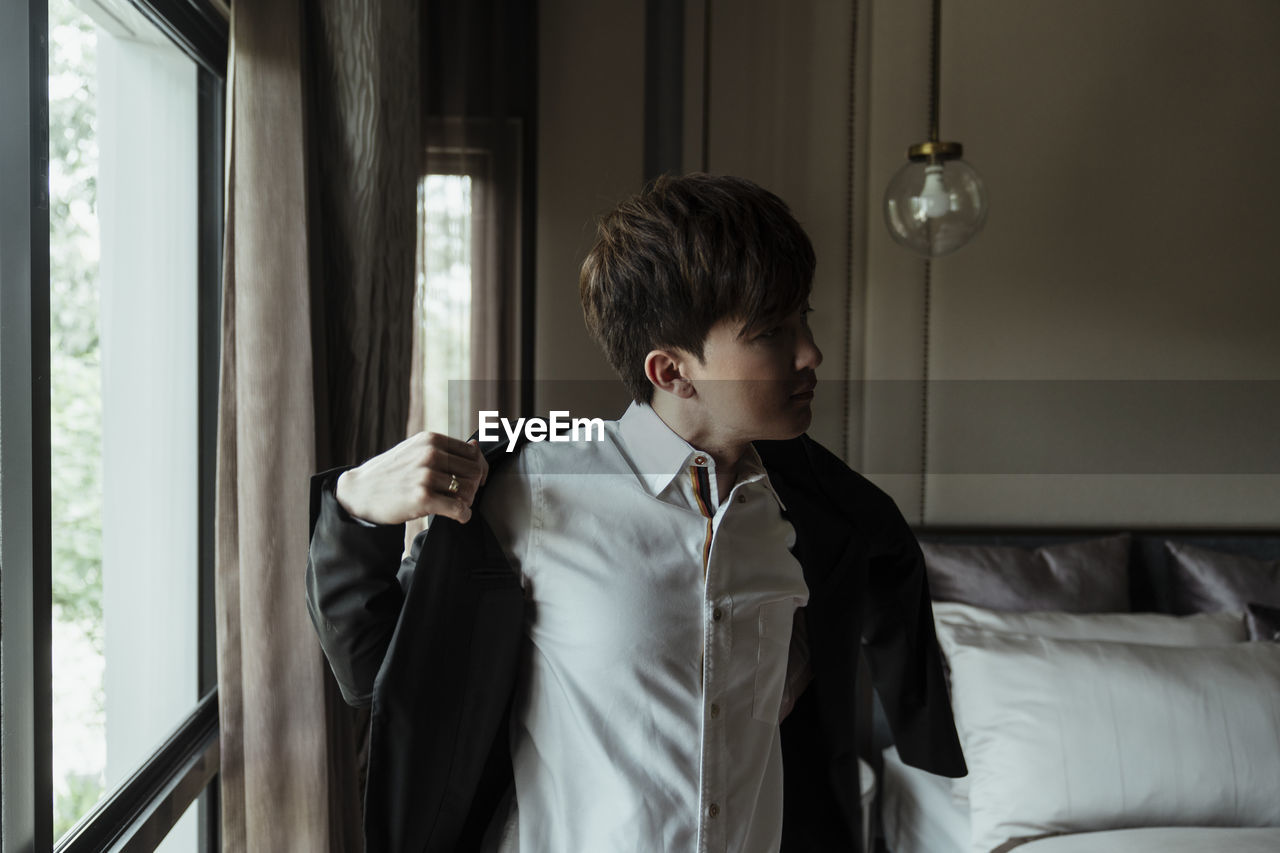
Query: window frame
0 0 227 850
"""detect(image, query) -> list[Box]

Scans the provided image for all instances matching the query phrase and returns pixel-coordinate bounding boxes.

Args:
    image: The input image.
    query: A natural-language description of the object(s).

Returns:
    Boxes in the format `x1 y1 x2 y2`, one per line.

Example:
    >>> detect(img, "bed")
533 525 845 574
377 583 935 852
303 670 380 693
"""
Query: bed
873 530 1280 853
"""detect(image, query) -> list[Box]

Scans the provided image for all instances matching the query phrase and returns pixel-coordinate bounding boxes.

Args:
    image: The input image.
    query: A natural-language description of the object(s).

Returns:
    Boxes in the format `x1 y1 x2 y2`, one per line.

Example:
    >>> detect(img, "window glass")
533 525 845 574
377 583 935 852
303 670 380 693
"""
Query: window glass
49 0 201 847
416 173 473 438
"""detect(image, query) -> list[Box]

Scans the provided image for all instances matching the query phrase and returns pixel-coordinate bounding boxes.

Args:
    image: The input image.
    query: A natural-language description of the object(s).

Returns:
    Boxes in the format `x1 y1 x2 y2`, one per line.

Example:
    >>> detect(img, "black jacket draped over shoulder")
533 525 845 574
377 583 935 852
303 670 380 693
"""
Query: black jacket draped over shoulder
306 433 965 853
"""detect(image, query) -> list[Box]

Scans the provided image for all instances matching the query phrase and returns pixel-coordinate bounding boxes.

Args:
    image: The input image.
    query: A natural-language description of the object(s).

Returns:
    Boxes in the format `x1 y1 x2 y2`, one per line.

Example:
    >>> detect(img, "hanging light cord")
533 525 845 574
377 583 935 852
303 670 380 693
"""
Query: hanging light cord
842 1 859 465
919 260 932 526
919 0 942 525
928 0 941 143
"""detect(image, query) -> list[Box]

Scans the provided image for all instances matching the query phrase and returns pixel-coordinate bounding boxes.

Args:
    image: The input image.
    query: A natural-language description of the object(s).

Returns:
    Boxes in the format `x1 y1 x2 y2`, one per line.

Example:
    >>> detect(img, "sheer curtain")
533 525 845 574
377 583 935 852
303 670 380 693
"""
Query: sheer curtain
216 0 418 848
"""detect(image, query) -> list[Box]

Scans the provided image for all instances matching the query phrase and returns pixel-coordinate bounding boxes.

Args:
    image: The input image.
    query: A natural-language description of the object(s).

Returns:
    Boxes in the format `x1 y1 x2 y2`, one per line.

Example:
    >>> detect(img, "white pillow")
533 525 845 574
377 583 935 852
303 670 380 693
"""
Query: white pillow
932 601 1249 653
944 629 1280 853
932 602 1248 802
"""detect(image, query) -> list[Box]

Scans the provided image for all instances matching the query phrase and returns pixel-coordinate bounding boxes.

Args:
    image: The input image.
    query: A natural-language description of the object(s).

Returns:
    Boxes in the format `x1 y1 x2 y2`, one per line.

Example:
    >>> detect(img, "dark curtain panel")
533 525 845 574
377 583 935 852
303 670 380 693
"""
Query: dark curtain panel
309 0 421 465
216 0 418 848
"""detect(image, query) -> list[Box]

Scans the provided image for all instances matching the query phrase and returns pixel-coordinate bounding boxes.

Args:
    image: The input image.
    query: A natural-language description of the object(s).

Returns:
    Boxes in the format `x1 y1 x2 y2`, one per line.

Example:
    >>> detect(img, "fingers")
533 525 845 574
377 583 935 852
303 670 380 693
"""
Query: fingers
427 494 473 525
340 431 489 526
424 431 483 461
421 433 484 480
426 468 480 504
421 434 489 524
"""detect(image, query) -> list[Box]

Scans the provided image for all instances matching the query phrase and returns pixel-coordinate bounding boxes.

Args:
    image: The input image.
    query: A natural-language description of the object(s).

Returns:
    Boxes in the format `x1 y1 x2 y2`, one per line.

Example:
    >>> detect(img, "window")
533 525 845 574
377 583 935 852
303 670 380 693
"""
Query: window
414 171 475 440
1 0 226 850
409 119 527 444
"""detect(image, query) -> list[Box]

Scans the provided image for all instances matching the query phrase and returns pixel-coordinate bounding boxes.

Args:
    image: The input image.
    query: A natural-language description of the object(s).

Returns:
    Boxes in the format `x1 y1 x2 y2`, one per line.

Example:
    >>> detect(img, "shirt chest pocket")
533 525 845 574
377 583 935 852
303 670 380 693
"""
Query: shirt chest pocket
752 599 797 724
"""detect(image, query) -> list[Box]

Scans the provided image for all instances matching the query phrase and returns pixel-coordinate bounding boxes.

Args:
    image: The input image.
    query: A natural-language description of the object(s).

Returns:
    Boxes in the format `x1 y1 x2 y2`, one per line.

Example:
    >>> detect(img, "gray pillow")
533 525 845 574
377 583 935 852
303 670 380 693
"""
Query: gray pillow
1165 540 1280 614
920 534 1130 613
1246 603 1280 642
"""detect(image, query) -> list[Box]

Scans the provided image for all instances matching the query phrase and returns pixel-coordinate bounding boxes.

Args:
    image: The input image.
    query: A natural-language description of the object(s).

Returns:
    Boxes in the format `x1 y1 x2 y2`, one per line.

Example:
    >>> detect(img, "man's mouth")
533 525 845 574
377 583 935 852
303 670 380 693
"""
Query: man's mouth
790 380 817 400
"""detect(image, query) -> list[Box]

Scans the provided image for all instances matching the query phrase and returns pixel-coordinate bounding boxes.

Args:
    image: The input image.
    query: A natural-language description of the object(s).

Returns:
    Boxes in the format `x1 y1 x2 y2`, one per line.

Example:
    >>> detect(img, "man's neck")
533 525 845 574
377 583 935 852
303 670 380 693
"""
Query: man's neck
648 397 748 505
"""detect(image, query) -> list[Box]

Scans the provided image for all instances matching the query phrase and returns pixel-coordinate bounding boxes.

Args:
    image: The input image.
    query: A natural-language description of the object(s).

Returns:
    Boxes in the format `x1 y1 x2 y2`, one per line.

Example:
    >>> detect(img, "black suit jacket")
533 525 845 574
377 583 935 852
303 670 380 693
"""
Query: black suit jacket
306 433 965 852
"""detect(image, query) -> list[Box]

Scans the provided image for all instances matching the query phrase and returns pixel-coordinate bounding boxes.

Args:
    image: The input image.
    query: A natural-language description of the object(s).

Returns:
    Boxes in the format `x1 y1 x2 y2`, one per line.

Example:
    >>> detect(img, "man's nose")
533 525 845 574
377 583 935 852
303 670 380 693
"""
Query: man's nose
797 330 823 371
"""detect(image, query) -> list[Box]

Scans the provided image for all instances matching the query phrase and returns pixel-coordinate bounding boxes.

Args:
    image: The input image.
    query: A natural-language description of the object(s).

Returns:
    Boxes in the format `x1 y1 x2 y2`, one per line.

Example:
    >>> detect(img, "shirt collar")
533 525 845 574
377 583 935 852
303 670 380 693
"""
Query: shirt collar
615 402 787 512
734 443 788 512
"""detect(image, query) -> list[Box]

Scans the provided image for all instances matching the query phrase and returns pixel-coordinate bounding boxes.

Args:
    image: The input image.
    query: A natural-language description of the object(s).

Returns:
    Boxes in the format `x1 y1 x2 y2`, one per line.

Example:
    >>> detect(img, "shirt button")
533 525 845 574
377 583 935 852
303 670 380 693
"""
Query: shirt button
708 803 720 819
712 607 723 622
710 703 720 718
694 454 707 465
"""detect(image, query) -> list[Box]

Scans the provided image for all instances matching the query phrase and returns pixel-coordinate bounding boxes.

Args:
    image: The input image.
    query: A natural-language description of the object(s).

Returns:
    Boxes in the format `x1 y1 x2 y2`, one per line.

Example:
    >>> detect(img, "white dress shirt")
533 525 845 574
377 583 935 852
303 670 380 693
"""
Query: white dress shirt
479 402 809 853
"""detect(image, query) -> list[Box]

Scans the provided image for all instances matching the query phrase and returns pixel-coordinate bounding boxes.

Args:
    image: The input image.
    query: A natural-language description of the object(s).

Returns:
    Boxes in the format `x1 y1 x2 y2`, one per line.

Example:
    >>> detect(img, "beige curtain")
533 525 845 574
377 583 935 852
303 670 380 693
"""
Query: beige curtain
215 0 419 848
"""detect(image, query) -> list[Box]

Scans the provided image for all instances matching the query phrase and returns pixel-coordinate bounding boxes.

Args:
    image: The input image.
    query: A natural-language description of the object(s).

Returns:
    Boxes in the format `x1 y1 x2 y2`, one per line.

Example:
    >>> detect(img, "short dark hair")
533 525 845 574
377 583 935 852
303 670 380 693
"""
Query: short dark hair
579 173 816 404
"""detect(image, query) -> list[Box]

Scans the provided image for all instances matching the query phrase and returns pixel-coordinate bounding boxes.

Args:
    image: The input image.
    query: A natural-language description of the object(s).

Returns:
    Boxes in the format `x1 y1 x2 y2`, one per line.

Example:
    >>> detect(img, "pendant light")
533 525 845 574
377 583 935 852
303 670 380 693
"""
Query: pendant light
884 0 988 257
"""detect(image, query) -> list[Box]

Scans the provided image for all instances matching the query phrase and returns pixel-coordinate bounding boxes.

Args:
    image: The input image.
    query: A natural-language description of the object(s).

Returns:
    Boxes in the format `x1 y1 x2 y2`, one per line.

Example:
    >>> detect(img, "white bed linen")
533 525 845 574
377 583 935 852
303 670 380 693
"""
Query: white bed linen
880 745 969 853
1015 827 1280 852
879 745 1280 853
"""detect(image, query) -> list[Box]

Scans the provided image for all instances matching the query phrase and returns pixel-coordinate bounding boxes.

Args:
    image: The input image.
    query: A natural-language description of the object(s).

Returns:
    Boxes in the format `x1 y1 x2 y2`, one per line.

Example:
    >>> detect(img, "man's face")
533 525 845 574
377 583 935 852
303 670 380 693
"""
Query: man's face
682 304 823 444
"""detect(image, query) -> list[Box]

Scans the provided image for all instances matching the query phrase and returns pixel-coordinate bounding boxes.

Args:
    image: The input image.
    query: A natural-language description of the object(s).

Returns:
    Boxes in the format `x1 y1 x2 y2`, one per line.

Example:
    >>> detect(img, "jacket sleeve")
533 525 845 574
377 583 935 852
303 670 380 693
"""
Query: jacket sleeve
779 434 966 778
305 467 424 707
859 490 967 777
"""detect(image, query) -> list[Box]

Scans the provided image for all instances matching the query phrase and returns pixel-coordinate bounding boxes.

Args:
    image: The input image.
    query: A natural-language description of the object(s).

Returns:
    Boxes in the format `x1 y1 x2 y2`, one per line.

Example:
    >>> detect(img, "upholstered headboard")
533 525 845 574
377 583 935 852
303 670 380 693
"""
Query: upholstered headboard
914 528 1280 613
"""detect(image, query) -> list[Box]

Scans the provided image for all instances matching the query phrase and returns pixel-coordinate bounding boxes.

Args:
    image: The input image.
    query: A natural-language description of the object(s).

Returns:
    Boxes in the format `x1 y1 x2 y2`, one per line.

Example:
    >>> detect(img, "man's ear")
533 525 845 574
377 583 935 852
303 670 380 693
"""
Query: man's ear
644 349 696 399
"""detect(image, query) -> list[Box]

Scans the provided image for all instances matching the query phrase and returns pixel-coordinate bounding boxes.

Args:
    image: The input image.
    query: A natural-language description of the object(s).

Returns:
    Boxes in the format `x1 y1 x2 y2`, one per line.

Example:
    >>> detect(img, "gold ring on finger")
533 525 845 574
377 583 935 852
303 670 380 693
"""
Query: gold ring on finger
447 474 460 494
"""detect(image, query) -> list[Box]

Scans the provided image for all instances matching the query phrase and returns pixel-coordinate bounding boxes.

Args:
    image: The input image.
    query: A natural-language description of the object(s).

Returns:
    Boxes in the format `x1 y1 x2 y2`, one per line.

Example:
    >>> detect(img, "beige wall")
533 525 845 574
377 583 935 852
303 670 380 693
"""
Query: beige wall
534 0 642 419
863 0 1280 526
536 0 1280 527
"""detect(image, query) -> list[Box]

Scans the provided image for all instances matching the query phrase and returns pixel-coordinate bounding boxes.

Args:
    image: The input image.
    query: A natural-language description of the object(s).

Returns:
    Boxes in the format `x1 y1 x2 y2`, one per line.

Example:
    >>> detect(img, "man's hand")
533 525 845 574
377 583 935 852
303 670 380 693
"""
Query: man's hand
335 432 489 525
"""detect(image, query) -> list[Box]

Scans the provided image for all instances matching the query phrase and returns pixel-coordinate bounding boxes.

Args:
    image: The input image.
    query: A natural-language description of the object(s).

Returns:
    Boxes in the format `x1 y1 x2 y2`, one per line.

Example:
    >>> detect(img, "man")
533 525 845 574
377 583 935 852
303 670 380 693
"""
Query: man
307 173 965 852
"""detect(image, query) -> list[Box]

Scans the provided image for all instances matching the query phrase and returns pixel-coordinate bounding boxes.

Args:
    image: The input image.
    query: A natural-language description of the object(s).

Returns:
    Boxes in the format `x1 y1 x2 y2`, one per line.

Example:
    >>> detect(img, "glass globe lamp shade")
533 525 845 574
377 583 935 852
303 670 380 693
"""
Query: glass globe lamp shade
883 156 988 257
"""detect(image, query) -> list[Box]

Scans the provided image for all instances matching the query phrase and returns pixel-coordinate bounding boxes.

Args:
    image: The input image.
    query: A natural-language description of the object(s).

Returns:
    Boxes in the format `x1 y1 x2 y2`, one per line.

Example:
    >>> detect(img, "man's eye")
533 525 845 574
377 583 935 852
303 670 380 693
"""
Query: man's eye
756 327 780 340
